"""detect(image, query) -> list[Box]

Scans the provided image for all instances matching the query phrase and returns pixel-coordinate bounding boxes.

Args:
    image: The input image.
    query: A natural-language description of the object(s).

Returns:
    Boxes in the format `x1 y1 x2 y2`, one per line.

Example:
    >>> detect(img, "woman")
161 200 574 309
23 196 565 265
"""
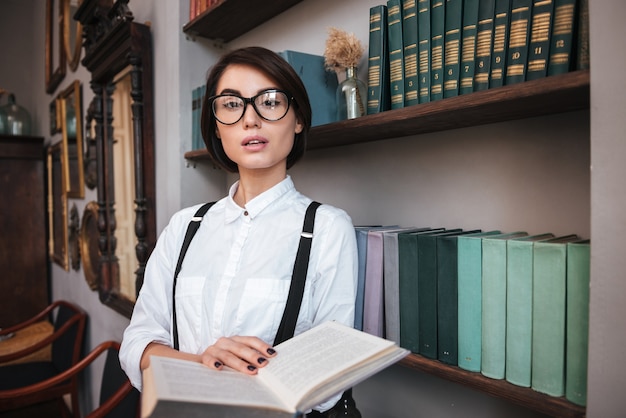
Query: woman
120 46 358 414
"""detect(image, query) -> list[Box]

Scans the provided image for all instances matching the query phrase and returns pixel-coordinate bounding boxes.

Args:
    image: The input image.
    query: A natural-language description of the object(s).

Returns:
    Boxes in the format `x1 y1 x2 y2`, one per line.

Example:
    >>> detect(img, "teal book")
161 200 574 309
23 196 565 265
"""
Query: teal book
429 0 446 101
566 240 590 406
279 50 338 126
473 0 496 91
504 0 533 84
547 0 578 75
456 231 502 372
481 231 528 379
526 0 556 80
505 233 554 387
417 0 431 103
402 0 419 106
192 86 200 150
489 0 511 88
367 5 391 114
387 0 405 109
442 0 463 98
459 0 480 94
531 234 579 396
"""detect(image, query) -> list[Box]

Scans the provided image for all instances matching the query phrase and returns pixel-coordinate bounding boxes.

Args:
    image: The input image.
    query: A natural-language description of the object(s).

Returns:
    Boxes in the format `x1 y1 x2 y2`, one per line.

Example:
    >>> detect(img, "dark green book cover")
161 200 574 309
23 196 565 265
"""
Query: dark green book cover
459 0 480 94
417 0 431 102
387 0 405 109
429 0 446 101
505 0 533 84
547 0 578 75
402 0 419 106
526 0 555 80
489 0 511 88
442 0 463 98
473 0 496 91
367 5 391 114
575 0 589 70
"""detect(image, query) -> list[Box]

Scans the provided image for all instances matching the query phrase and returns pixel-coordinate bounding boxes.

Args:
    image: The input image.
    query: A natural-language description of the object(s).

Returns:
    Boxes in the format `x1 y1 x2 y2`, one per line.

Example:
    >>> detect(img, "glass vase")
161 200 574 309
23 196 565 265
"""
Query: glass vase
0 94 32 136
336 67 367 120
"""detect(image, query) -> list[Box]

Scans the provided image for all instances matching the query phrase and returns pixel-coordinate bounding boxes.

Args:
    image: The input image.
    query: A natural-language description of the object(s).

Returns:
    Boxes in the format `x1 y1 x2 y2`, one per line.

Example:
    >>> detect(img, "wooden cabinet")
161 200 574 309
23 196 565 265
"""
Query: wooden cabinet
0 135 49 327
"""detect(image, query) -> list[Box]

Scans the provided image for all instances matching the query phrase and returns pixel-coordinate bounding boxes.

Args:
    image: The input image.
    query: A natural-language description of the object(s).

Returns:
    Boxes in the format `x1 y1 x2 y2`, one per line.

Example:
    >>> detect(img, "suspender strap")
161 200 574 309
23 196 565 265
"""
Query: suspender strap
172 201 216 350
273 201 322 345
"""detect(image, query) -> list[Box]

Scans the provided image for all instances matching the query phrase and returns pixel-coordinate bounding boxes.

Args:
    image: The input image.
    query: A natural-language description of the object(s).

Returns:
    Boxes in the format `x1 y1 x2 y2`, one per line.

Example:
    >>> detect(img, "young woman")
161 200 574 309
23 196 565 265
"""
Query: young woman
120 46 358 414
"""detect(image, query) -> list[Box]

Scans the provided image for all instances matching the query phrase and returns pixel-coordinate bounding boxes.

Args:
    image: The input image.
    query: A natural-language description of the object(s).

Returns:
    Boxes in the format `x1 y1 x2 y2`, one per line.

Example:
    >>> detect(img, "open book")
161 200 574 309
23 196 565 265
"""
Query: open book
142 321 409 417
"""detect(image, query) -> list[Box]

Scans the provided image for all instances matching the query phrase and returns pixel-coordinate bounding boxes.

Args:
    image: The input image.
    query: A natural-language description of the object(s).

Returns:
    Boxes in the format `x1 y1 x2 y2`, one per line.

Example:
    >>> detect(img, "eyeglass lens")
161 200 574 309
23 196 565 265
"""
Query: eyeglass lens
212 90 290 125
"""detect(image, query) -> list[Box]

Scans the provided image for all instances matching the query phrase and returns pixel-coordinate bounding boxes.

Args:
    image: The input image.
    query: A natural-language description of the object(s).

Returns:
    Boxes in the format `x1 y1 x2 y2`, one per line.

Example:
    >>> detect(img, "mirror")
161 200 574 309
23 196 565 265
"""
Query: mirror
46 0 66 93
63 0 83 72
76 0 156 317
59 80 85 198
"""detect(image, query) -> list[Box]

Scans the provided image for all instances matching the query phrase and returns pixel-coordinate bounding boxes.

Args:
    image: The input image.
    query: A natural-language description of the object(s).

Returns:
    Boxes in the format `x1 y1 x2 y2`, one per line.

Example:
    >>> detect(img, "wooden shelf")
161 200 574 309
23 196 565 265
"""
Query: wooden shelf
183 0 304 43
399 354 586 417
184 70 590 161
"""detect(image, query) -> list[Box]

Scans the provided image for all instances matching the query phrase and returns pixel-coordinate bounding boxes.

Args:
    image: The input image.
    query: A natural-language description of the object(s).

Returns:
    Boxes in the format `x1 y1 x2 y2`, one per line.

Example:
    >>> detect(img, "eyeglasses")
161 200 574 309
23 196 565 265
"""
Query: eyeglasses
209 89 293 125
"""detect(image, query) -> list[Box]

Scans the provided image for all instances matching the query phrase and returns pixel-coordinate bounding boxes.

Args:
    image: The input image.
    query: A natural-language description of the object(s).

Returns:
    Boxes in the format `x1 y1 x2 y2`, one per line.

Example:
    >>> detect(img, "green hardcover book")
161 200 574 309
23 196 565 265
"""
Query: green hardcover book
442 0 463 98
546 0 578 75
398 228 445 353
526 0 556 80
367 5 391 114
402 0 419 106
481 231 528 379
387 0 405 109
566 240 590 406
192 86 200 150
489 0 511 88
473 0 496 91
457 230 502 372
417 0 431 102
459 0 480 94
505 233 554 387
505 0 533 84
575 0 589 70
430 0 446 101
531 234 579 396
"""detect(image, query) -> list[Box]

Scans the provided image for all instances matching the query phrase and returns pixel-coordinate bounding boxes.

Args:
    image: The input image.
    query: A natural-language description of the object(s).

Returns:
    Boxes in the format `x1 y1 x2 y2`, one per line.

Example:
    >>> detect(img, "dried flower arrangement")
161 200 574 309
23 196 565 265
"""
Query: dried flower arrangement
323 27 364 73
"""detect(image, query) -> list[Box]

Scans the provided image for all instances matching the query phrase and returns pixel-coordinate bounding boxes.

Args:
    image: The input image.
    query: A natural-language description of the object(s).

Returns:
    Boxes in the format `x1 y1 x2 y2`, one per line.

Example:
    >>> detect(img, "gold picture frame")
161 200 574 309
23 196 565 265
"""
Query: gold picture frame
80 201 100 290
63 0 83 72
59 80 85 198
47 141 69 271
46 0 66 94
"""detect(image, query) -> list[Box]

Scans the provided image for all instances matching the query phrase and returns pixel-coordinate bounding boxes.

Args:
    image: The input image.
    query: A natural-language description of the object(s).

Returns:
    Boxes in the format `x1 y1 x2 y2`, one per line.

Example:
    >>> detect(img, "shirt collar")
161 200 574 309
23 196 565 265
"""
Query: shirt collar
224 175 295 223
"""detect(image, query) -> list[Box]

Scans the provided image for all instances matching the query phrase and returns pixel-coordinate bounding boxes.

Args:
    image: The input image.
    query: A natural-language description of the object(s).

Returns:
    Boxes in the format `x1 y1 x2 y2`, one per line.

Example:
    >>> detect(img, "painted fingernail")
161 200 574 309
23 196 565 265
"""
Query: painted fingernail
214 361 222 368
267 348 276 355
258 357 267 364
247 365 257 371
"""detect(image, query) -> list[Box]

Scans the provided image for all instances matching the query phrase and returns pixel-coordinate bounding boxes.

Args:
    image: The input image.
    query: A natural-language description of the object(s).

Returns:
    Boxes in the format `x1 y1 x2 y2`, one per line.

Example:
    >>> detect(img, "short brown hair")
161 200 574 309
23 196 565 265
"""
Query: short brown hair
200 47 312 173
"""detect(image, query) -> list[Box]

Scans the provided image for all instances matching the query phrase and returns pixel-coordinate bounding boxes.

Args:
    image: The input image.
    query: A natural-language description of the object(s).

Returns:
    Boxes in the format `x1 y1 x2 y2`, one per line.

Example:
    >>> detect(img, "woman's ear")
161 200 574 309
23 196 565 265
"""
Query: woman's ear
294 118 303 135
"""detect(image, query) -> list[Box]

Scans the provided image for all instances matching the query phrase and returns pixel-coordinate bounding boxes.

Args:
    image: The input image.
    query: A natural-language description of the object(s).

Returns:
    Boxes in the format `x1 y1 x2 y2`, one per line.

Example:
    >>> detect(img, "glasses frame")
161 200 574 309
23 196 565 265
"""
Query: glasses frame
209 89 294 125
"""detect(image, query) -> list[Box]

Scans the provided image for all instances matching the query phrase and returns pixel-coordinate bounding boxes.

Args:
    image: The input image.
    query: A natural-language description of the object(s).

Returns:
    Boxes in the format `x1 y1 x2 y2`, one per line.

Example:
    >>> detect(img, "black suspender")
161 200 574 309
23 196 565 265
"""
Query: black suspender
171 201 321 350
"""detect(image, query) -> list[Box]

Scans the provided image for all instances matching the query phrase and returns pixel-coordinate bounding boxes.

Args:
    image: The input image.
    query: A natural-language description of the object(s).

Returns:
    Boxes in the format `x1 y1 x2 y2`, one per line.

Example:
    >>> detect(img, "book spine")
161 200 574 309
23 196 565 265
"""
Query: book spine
430 0 446 101
417 234 438 359
459 0 480 95
402 0 419 106
363 232 385 337
531 241 567 396
354 229 370 331
367 5 391 114
473 0 496 91
192 87 199 150
443 0 464 98
526 0 556 80
387 0 405 109
489 0 511 88
546 0 578 75
457 236 483 371
417 0 431 103
383 233 402 344
437 236 458 365
398 233 420 352
566 241 590 406
505 0 533 85
576 0 589 70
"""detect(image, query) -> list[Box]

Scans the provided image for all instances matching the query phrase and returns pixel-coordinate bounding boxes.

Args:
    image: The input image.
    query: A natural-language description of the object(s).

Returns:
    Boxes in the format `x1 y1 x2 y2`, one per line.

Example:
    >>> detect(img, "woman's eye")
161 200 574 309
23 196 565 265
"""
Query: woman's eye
223 99 242 110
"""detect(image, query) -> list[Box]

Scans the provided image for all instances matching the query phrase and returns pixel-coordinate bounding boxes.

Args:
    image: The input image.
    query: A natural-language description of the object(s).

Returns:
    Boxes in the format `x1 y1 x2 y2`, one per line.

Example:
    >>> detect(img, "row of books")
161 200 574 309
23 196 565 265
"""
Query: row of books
189 0 219 21
367 0 589 114
191 85 206 151
355 226 589 406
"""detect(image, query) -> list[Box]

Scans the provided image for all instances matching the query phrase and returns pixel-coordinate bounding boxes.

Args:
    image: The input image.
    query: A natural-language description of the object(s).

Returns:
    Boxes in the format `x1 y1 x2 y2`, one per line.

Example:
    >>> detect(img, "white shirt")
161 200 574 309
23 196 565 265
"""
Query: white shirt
120 176 358 410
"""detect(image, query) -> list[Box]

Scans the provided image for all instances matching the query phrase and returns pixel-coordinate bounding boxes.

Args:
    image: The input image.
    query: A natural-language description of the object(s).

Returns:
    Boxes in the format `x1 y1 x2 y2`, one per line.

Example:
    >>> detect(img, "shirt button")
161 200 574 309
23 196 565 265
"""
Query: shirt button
243 210 249 216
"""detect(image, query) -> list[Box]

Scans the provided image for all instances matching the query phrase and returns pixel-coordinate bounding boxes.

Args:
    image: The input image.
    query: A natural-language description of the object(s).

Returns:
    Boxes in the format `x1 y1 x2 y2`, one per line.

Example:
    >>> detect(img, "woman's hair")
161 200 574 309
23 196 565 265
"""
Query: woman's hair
200 46 312 173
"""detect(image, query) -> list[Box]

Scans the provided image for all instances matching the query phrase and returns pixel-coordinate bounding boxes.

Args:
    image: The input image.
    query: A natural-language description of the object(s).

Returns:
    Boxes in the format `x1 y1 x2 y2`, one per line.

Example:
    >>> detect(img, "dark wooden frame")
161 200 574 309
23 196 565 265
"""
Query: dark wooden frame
46 0 66 94
47 141 69 271
59 80 85 199
76 0 156 318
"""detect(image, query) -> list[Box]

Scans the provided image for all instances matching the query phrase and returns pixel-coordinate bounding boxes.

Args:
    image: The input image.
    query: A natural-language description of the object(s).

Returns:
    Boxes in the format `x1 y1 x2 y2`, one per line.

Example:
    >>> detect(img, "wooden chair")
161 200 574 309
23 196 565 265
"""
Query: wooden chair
0 300 86 416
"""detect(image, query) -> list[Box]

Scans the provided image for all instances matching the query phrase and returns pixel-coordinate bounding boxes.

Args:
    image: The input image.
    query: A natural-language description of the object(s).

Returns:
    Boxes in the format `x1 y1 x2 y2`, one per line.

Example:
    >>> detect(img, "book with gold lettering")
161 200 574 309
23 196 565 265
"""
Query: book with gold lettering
402 0 419 106
473 0 496 91
430 0 446 101
417 0 431 102
547 0 578 75
459 0 480 94
387 0 405 109
367 5 391 114
526 0 556 80
505 0 533 84
489 0 511 88
443 0 464 98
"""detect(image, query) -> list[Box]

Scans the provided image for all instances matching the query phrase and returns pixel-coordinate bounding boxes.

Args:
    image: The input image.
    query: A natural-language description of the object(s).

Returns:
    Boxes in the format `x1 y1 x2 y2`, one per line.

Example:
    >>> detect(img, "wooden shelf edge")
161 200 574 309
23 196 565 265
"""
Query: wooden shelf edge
399 354 586 417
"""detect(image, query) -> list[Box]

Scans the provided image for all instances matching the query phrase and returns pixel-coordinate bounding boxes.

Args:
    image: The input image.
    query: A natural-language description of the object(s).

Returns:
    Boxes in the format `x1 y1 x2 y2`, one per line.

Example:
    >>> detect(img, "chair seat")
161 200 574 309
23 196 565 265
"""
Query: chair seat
0 362 67 390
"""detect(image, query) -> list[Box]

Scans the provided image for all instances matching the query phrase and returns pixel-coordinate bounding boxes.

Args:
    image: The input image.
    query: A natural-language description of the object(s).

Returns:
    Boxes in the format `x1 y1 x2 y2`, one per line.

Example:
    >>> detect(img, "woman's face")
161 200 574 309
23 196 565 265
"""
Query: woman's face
214 64 303 175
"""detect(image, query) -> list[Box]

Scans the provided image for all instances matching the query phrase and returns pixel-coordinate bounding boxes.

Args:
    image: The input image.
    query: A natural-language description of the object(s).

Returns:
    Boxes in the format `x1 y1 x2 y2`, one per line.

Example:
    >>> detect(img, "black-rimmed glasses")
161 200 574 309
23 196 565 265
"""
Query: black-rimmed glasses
209 89 293 125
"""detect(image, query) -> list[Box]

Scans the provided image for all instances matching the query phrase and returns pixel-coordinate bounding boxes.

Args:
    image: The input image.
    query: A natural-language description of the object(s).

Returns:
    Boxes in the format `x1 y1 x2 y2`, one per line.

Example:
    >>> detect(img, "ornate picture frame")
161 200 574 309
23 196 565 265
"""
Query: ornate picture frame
47 141 69 271
46 0 66 94
63 0 83 72
59 80 85 199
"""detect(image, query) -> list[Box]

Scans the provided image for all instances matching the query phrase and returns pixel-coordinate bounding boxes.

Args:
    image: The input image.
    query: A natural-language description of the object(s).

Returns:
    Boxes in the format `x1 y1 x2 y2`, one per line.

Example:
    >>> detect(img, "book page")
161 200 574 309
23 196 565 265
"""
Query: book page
258 321 398 409
148 356 292 412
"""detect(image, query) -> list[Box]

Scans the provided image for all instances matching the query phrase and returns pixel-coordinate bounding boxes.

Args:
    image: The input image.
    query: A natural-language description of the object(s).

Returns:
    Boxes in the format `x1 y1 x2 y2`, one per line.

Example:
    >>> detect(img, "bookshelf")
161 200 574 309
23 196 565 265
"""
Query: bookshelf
181 3 590 417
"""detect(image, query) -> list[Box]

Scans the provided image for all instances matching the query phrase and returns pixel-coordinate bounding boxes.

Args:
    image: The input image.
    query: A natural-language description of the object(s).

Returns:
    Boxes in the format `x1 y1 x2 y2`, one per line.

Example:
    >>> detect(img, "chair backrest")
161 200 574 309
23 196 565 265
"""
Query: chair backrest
96 345 140 418
51 301 86 373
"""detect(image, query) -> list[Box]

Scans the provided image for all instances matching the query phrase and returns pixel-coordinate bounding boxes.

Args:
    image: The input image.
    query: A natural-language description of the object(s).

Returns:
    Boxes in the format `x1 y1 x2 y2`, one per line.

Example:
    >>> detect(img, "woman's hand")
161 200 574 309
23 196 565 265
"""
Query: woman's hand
200 336 277 375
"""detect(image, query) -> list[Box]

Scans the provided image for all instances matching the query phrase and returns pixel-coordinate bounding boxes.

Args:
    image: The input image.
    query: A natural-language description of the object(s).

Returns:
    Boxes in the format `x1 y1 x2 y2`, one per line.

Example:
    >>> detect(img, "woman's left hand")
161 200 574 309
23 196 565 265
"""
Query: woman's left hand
199 335 277 374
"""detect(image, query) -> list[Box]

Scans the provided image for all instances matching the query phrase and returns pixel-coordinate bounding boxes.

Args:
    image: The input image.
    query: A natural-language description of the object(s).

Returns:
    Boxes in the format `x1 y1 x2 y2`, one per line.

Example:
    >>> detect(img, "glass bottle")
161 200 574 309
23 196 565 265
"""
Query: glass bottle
1 94 32 136
336 67 367 120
